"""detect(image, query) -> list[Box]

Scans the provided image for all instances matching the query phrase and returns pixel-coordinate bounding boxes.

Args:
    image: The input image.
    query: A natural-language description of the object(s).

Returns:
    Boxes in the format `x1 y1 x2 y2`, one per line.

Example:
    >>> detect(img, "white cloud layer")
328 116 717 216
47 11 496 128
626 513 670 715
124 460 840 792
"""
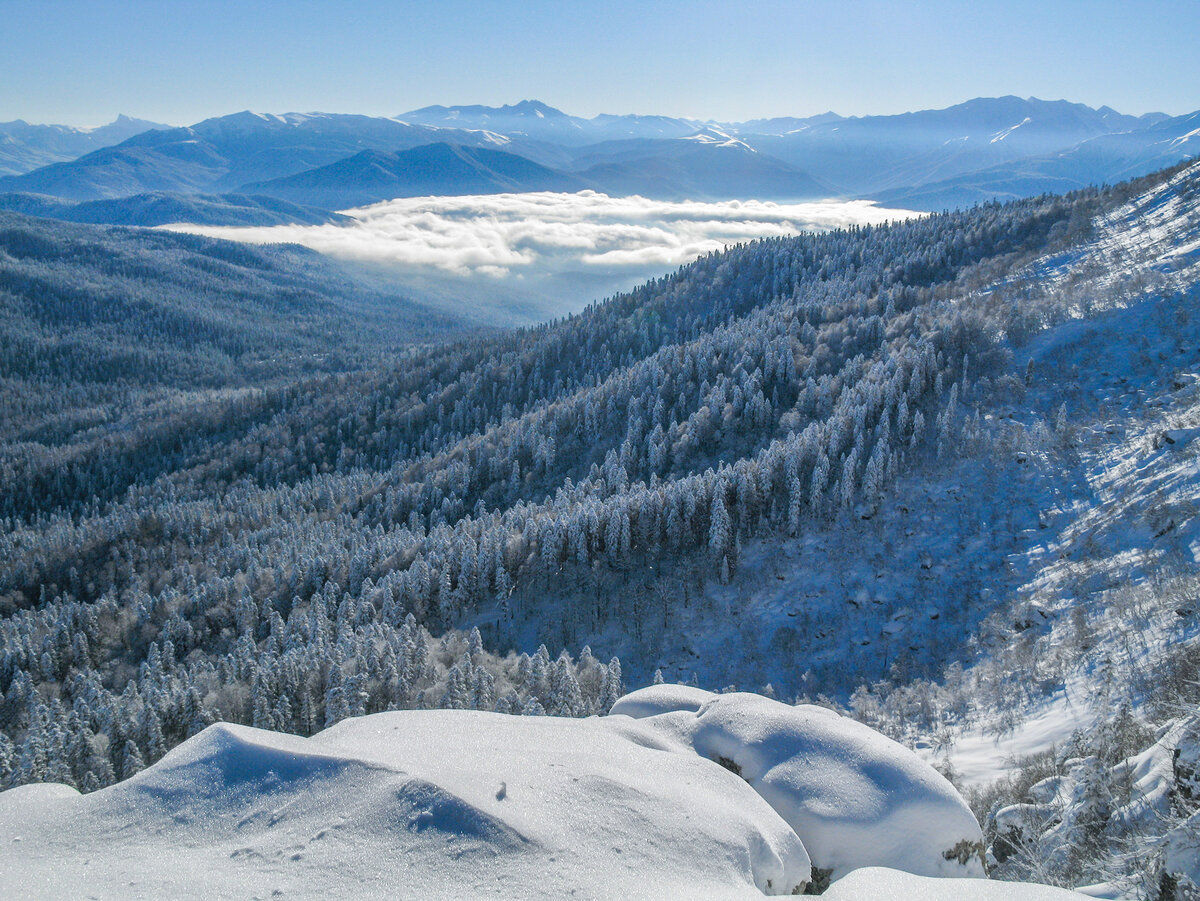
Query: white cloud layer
163 191 921 279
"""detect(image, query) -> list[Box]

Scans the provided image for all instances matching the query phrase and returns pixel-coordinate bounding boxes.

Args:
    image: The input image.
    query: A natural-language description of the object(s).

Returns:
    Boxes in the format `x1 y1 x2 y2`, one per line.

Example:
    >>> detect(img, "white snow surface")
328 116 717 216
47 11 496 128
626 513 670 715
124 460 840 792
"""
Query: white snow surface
611 685 986 880
0 686 1123 897
0 706 817 900
929 689 1095 788
0 688 1111 899
823 867 1090 900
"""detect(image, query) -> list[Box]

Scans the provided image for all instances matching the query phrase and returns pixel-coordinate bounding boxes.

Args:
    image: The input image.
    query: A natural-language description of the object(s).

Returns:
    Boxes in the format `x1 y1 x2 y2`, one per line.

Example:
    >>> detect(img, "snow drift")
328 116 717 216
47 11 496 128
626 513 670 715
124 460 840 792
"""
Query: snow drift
821 866 1087 899
0 686 1085 899
611 685 987 881
0 708 809 899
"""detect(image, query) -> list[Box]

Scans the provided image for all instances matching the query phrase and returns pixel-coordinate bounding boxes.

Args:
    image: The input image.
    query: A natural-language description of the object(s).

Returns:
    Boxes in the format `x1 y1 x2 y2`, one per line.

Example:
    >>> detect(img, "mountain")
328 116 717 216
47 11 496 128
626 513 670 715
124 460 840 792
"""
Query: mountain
874 109 1200 210
0 111 522 200
0 208 467 390
243 134 830 206
746 96 1166 195
244 143 589 208
0 191 348 226
723 111 845 135
0 114 167 177
3 99 1192 211
2 156 1200 891
399 99 698 145
561 126 831 200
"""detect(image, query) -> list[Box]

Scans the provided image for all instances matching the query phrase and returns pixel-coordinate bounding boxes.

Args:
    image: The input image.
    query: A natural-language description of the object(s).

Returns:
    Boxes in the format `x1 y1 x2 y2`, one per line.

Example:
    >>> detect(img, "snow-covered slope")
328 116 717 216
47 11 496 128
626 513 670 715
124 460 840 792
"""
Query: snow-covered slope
0 688 1087 899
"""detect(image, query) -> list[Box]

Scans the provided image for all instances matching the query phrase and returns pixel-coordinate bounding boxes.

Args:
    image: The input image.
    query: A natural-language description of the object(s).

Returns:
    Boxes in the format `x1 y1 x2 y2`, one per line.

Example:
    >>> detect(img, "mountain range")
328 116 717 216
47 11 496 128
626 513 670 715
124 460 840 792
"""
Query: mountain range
0 114 167 177
243 143 590 208
0 97 1196 218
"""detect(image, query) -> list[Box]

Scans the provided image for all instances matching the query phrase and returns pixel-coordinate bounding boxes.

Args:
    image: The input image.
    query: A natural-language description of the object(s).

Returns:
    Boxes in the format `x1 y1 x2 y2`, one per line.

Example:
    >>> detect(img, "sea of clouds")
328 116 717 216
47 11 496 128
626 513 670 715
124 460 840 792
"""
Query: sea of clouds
164 191 920 321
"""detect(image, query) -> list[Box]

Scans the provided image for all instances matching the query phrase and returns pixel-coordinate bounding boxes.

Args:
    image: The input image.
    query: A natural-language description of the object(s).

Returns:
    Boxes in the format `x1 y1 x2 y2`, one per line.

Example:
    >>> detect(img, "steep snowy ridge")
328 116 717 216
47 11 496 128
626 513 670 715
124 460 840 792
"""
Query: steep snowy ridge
858 161 1200 891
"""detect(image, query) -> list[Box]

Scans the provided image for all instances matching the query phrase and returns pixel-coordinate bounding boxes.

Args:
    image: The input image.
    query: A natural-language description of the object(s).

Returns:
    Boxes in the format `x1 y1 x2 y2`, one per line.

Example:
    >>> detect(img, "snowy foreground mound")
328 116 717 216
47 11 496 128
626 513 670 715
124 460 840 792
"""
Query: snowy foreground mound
0 687 1087 899
614 685 986 881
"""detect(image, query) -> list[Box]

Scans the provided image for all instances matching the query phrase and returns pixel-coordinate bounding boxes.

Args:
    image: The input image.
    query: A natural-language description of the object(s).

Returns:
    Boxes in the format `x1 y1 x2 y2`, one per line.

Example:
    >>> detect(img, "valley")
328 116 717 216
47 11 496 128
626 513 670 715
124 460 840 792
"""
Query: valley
0 71 1199 898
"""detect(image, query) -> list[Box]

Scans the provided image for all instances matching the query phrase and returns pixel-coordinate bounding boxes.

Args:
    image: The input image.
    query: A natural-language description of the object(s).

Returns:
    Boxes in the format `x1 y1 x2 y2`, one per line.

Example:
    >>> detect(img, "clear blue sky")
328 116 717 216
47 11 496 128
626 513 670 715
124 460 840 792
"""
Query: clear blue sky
3 0 1197 126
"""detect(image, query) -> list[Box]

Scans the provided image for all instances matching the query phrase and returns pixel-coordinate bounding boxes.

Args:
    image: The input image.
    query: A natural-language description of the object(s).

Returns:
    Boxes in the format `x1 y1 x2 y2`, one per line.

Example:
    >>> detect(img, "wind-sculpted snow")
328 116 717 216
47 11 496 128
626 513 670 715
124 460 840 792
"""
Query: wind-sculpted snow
0 693 1101 898
611 685 986 881
0 708 813 899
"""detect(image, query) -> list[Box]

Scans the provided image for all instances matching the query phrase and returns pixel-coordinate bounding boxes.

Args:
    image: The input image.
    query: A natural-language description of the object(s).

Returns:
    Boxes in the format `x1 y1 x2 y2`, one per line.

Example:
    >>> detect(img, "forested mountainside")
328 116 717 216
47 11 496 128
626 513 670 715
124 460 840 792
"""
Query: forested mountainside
0 211 474 534
0 191 348 227
2 160 1200 893
0 211 463 393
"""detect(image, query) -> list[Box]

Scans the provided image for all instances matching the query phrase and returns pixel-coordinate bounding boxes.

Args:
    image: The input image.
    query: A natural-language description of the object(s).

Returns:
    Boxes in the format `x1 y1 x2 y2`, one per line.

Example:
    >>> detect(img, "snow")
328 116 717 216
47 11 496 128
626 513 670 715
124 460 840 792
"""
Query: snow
991 117 1032 144
679 126 757 150
0 708 812 899
1169 127 1200 147
929 690 1095 788
823 866 1091 899
604 681 712 717
3 687 1101 898
612 686 986 880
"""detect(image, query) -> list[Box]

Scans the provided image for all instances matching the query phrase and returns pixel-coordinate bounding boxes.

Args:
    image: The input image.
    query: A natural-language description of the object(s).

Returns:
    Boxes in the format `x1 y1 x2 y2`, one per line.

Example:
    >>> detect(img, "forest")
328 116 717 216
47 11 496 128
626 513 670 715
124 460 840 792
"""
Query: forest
0 170 1094 771
3 160 1200 891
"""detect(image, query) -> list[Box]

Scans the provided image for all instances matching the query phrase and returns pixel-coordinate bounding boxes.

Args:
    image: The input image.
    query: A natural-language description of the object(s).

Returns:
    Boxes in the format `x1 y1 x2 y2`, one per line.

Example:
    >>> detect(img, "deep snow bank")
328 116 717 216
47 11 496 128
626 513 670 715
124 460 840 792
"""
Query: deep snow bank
611 685 987 881
0 687 1090 899
0 709 809 900
822 866 1088 900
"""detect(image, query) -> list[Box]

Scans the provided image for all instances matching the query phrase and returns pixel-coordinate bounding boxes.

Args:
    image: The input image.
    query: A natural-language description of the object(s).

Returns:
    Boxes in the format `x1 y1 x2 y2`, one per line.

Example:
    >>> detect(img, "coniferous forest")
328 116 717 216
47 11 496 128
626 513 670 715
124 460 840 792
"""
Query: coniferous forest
0 172 1100 778
4 156 1200 890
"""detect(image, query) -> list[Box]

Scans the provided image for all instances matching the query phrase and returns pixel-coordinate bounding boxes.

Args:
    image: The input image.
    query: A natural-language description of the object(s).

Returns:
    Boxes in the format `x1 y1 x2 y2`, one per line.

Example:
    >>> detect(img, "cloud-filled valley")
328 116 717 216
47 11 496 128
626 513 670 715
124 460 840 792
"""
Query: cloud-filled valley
163 192 921 320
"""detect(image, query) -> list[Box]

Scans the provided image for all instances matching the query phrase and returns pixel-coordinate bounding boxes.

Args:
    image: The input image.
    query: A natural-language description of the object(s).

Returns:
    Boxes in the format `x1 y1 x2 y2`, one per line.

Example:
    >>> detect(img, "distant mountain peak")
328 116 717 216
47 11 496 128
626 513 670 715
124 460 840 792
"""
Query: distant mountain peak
505 100 567 118
400 100 569 120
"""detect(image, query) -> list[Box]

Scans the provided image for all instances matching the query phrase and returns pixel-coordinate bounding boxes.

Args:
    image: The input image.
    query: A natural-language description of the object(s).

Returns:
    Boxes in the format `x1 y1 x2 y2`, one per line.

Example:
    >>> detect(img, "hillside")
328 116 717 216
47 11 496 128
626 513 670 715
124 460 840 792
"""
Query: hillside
0 210 463 390
0 115 166 177
876 110 1200 210
244 143 589 208
745 96 1165 197
0 210 477 530
2 158 1200 893
569 128 832 200
0 191 347 227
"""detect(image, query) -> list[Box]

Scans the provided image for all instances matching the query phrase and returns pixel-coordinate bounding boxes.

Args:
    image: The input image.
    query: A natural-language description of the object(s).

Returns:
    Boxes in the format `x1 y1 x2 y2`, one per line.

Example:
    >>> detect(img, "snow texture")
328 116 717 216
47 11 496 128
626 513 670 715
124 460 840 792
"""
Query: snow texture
0 708 811 900
823 866 1091 900
611 685 986 880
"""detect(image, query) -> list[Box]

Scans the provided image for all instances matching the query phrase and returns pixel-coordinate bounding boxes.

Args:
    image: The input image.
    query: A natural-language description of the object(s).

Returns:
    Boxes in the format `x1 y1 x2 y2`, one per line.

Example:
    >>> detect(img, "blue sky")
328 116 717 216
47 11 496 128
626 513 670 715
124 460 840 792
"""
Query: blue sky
3 0 1198 126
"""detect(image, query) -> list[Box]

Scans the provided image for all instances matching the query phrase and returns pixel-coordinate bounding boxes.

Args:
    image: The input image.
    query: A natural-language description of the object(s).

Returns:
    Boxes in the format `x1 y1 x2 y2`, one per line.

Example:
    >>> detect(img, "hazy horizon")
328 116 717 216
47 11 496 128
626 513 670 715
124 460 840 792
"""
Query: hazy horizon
2 92 1185 132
